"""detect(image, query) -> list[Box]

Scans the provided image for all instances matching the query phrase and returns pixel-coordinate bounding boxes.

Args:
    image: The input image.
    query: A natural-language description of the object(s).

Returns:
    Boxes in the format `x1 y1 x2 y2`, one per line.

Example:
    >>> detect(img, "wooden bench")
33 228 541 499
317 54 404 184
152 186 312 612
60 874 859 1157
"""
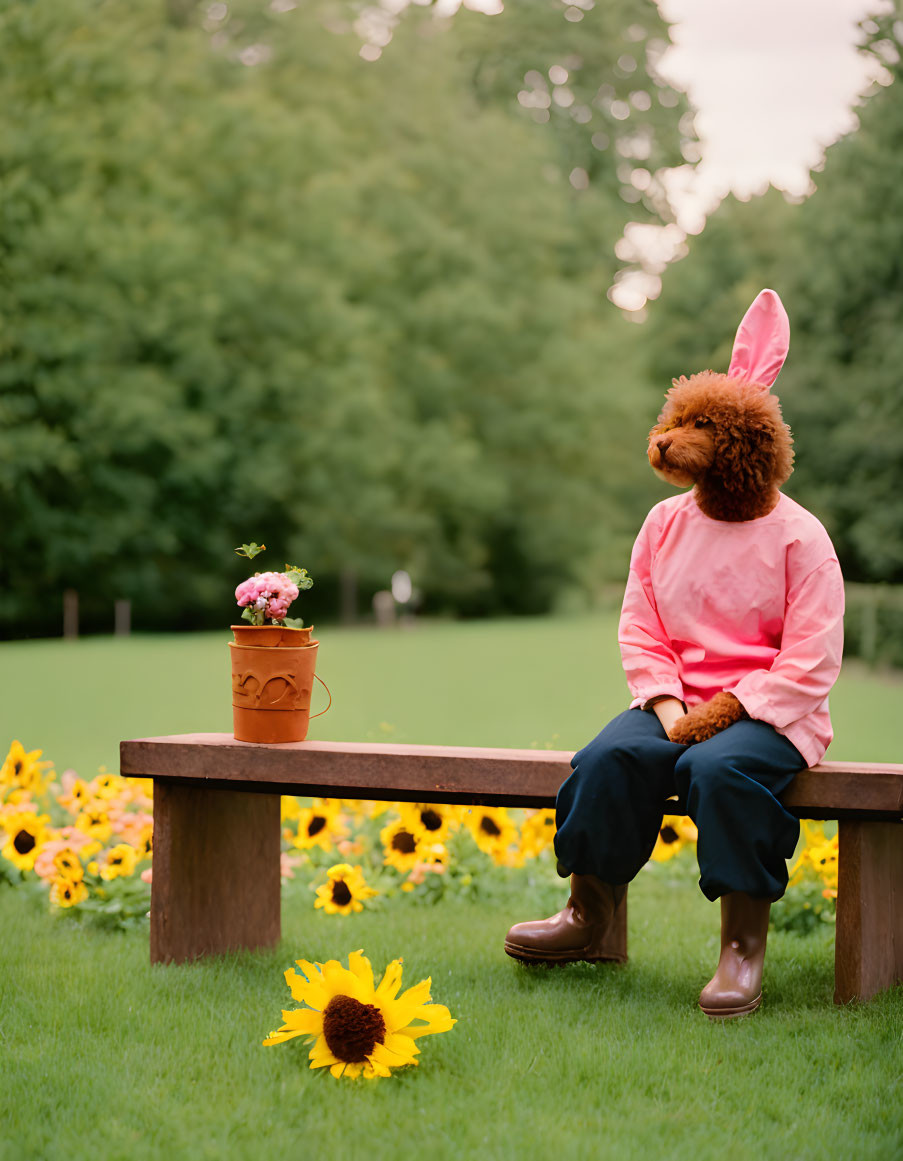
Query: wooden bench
120 733 903 1004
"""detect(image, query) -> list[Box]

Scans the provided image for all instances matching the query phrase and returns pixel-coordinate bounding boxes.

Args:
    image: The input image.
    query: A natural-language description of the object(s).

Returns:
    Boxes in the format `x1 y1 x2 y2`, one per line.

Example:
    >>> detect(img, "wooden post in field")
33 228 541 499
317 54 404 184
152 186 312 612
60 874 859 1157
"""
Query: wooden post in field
114 599 132 636
63 589 79 639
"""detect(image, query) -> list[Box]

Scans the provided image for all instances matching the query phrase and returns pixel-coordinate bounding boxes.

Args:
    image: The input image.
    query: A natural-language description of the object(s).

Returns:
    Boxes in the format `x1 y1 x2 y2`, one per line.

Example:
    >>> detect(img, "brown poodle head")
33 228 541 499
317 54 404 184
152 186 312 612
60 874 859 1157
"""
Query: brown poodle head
647 371 794 519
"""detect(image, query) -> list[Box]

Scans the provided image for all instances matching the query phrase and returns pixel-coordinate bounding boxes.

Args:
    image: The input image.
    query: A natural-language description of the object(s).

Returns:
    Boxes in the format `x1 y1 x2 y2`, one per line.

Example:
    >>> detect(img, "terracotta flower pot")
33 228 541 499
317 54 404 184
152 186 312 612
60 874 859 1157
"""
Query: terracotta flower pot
230 624 314 647
230 630 328 743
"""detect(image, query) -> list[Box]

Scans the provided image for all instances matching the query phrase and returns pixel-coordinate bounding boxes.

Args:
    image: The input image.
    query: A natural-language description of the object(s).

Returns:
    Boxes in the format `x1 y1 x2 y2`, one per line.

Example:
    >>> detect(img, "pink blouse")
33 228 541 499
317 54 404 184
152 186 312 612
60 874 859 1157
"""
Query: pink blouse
618 491 844 767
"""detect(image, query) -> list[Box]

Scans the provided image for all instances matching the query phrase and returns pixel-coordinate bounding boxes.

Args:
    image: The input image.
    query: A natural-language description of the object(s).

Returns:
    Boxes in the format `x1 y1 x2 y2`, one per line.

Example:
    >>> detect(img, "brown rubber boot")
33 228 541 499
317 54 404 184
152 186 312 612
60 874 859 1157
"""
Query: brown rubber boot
504 875 627 965
699 892 772 1018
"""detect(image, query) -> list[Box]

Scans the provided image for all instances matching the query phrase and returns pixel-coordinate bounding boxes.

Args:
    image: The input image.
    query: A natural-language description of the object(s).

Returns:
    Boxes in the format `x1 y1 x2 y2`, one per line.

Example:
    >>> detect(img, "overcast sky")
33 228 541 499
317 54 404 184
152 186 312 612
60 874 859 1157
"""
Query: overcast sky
654 0 893 231
609 0 894 311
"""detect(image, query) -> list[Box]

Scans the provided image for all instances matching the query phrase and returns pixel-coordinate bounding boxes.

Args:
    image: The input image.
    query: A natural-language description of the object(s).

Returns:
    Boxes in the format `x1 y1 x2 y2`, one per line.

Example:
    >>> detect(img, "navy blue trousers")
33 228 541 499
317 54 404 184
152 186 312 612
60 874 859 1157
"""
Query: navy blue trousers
554 709 805 901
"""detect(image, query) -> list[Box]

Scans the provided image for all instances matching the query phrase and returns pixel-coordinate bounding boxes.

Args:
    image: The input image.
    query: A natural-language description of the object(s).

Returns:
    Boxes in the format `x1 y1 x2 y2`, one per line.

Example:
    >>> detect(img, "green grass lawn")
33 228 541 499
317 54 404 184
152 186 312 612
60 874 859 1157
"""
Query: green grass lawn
2 853 901 1161
2 615 902 1160
2 612 901 776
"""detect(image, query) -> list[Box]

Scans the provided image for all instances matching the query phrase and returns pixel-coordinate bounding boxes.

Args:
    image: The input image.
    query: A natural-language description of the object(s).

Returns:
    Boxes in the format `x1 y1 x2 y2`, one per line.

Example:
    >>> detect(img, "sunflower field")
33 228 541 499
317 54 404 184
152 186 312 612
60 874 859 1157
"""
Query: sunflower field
1 737 838 933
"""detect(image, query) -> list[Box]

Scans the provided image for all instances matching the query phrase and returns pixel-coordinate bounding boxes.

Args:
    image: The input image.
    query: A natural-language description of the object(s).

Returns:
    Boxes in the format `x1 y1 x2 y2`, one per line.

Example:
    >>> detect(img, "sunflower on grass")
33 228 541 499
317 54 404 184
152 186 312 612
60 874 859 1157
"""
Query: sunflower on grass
314 864 378 915
53 847 85 883
1 740 53 801
463 806 518 864
380 817 425 873
50 876 88 908
399 803 459 846
57 777 91 815
135 824 153 860
75 807 113 845
517 809 557 862
649 815 698 863
99 843 140 881
90 771 128 801
291 799 347 852
790 821 839 897
1 811 52 872
263 949 456 1079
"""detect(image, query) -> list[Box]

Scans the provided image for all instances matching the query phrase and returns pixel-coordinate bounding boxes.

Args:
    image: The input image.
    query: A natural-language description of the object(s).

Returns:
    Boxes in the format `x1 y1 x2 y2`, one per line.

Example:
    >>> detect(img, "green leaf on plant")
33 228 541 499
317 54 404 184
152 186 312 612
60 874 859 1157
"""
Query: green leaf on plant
235 542 266 559
285 564 314 590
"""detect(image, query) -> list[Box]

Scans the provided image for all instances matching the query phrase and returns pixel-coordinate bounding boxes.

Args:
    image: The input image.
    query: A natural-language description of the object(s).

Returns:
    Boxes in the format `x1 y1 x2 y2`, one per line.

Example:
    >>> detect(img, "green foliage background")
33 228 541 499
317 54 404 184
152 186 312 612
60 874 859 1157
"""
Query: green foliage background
3 1 902 639
0 0 685 635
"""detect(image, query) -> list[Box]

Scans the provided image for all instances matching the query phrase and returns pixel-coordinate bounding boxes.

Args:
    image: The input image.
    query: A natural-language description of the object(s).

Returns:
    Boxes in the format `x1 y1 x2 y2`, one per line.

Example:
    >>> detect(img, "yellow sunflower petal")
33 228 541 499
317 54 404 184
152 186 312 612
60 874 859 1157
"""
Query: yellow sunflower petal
386 976 433 1025
320 960 367 1003
383 1032 421 1058
309 1039 339 1069
375 958 404 1002
262 1027 309 1046
396 1003 457 1039
278 1008 322 1035
370 1038 418 1068
329 1062 347 1079
293 958 325 984
284 967 330 1011
348 949 375 994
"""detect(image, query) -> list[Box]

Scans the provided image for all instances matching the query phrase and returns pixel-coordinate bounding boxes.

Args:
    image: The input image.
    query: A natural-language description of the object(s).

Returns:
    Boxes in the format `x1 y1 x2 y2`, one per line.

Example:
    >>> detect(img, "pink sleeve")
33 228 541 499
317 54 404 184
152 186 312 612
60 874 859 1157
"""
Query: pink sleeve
730 559 844 728
618 516 685 708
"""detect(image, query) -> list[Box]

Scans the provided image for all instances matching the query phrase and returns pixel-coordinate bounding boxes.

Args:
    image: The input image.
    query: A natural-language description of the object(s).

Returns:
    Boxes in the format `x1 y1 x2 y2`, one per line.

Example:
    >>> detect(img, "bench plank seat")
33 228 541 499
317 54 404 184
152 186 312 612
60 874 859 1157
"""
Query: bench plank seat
121 733 903 1004
121 733 903 816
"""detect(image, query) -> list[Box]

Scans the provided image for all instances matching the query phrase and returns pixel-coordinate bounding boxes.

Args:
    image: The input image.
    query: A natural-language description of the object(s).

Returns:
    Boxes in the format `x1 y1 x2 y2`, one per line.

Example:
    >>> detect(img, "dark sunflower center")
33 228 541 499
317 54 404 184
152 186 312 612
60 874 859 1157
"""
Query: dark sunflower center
331 879 352 906
421 809 442 832
391 830 417 854
479 816 501 837
307 816 326 837
14 830 36 855
322 994 386 1063
660 826 679 845
14 761 22 776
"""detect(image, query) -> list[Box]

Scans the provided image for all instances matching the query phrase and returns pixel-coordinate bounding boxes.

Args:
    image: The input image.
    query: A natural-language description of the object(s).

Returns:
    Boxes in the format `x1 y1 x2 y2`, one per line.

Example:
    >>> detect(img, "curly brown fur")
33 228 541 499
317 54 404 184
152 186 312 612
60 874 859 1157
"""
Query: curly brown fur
668 692 747 746
647 371 794 522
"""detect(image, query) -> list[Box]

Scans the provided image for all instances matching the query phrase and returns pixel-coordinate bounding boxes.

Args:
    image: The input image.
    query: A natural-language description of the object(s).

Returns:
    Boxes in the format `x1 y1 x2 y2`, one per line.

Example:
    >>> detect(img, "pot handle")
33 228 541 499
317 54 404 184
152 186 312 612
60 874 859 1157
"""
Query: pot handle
309 673 332 719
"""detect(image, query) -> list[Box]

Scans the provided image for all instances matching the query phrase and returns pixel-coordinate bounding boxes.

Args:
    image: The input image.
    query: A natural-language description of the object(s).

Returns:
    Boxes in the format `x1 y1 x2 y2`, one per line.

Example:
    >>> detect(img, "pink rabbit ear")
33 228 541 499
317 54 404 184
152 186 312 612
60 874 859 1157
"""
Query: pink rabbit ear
727 289 790 389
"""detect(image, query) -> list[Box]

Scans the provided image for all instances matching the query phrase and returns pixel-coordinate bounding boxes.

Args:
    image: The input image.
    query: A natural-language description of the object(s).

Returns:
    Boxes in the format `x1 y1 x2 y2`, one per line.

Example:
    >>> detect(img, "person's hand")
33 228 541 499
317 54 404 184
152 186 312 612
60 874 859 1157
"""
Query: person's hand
650 696 686 736
667 692 746 745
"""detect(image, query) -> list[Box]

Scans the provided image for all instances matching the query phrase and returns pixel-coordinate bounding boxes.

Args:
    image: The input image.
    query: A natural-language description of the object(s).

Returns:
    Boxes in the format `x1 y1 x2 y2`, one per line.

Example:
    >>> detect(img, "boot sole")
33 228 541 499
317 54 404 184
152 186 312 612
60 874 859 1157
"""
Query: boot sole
699 993 762 1019
504 940 627 966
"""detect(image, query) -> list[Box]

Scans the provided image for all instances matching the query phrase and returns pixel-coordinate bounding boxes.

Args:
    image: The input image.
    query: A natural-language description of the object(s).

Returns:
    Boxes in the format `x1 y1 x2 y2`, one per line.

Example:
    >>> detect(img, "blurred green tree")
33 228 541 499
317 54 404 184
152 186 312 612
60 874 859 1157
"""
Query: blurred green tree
0 0 685 635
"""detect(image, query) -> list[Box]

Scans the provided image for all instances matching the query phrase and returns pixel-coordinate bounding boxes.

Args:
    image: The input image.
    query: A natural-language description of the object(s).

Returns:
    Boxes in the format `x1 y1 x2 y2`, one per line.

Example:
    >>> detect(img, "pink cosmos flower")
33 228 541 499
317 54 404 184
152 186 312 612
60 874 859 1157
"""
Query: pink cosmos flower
32 828 96 880
280 852 303 880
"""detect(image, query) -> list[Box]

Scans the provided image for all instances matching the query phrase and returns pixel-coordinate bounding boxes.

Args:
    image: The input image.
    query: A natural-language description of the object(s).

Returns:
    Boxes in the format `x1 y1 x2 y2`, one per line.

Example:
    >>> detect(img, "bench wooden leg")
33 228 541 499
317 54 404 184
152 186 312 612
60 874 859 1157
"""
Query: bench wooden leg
834 819 903 1003
151 783 281 964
